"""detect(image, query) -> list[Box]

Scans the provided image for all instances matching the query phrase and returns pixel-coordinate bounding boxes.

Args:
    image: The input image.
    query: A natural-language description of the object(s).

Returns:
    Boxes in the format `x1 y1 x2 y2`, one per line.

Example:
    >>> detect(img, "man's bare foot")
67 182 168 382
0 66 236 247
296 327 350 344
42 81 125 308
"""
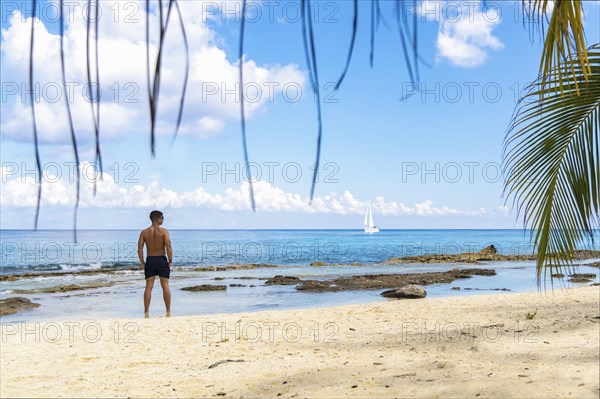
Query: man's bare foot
144 312 149 318
165 311 170 317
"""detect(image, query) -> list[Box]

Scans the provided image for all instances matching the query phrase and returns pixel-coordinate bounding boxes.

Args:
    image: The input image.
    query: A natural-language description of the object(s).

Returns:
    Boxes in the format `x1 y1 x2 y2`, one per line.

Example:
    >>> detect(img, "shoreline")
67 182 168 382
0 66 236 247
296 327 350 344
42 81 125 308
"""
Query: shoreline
2 282 598 323
2 244 599 320
1 286 599 398
1 260 599 321
2 249 599 282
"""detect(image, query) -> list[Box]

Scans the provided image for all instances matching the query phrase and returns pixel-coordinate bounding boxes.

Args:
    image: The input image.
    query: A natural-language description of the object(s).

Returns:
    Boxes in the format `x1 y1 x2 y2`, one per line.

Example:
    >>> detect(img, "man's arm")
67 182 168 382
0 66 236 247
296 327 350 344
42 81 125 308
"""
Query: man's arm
137 231 145 267
164 229 173 267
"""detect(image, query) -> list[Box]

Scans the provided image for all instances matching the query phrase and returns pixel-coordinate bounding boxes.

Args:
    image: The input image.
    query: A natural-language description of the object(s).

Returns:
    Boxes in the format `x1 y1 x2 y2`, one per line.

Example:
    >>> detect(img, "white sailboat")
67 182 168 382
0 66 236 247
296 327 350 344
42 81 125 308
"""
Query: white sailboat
363 202 380 234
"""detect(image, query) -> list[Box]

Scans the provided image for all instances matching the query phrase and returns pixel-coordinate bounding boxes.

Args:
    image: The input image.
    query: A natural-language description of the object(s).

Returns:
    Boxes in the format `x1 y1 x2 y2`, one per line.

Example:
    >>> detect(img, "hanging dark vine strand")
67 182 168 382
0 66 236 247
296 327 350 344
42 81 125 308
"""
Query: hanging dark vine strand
93 0 102 186
170 0 189 143
60 0 80 242
29 0 42 230
239 0 256 212
302 0 323 205
335 0 357 90
150 0 174 157
86 0 100 194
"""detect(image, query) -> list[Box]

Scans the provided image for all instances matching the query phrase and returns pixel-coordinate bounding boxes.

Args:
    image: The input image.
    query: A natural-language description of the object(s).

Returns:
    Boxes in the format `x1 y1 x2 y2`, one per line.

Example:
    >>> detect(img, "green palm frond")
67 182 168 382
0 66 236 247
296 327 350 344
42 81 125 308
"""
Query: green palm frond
528 0 591 92
503 44 600 285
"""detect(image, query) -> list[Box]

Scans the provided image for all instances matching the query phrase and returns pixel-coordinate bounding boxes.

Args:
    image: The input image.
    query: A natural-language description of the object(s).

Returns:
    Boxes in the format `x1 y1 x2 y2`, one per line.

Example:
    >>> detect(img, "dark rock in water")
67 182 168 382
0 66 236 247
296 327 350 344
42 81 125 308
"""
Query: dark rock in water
229 284 247 287
568 277 592 283
591 282 600 286
0 297 40 316
0 269 139 282
296 268 496 292
384 249 600 265
551 273 565 278
12 282 114 294
572 251 600 260
479 245 497 255
181 285 227 291
587 262 600 268
191 264 279 272
295 280 332 291
451 287 461 290
381 284 427 299
264 275 302 285
453 268 496 277
309 261 365 267
570 273 596 279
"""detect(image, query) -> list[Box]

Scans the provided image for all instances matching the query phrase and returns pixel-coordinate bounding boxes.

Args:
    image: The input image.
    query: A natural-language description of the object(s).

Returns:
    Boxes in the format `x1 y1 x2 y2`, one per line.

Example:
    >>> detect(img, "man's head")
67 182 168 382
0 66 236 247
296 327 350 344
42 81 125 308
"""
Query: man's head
149 210 163 224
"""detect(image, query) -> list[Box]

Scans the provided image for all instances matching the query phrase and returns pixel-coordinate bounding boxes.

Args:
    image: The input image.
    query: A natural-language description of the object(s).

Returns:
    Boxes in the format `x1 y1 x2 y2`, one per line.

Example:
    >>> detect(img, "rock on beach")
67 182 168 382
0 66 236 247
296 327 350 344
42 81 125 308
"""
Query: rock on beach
0 297 40 316
381 284 427 299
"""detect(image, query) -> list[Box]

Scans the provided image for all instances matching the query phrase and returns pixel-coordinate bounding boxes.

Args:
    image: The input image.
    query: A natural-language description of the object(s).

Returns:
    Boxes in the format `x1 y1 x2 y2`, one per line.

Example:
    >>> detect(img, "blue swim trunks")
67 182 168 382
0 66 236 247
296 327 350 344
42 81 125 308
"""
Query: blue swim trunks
145 256 170 279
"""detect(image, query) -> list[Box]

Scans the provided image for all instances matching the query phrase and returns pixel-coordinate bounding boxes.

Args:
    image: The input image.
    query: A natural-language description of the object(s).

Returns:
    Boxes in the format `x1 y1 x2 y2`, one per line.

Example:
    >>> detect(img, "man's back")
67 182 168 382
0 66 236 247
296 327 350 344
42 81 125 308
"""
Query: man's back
141 226 168 256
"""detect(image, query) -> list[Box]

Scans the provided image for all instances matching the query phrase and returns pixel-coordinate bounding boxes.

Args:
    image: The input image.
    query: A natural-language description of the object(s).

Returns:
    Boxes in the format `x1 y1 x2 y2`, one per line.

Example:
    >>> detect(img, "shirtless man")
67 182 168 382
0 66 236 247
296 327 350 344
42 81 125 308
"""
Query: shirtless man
138 210 173 317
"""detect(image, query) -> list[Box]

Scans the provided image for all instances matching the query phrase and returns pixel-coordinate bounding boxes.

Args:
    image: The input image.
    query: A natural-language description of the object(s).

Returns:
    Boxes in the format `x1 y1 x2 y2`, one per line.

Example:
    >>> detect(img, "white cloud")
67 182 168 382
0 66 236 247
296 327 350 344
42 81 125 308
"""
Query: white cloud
178 116 226 139
1 163 489 217
433 1 504 67
497 205 510 217
0 1 306 144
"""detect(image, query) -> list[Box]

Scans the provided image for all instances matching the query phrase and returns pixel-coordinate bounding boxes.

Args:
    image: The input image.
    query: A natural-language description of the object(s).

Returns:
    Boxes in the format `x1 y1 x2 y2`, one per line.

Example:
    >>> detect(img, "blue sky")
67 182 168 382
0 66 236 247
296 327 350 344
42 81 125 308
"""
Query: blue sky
1 0 599 229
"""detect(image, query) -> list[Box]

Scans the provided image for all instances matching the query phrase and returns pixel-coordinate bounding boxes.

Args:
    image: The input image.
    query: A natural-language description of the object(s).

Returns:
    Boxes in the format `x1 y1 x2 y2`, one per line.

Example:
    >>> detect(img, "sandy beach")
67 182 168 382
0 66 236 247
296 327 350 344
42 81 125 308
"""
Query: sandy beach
1 286 599 398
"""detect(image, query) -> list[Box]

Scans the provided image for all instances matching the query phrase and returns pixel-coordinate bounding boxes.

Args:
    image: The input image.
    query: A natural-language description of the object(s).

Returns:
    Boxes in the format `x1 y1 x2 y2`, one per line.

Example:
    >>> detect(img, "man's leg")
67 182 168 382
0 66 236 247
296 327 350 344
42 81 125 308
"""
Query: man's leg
159 277 171 316
144 276 155 315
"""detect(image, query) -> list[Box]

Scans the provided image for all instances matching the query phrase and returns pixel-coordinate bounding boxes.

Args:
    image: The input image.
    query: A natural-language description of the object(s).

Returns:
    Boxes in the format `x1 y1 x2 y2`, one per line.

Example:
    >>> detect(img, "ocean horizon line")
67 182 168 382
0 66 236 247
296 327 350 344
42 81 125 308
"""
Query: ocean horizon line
0 228 534 232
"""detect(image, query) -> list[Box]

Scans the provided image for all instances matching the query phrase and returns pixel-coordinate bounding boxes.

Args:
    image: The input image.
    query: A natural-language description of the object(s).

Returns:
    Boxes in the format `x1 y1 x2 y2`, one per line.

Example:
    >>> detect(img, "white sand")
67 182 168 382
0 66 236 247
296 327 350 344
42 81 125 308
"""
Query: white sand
1 286 599 398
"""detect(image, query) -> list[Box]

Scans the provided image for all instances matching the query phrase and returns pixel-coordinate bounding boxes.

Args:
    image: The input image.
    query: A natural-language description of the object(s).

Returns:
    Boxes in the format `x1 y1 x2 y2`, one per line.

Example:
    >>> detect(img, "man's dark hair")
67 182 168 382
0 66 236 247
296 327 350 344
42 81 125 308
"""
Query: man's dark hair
149 210 163 222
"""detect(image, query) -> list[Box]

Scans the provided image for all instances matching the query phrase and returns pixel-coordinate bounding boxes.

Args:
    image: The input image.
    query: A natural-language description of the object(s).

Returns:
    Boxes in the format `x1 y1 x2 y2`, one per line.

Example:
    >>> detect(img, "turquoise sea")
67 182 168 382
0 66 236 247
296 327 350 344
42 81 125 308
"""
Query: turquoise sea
1 229 599 322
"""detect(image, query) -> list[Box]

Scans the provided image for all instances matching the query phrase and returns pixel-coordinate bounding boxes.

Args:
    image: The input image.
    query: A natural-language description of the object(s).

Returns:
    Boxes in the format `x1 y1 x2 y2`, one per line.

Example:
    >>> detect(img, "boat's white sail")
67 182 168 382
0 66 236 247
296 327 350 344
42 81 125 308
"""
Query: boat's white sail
364 202 380 234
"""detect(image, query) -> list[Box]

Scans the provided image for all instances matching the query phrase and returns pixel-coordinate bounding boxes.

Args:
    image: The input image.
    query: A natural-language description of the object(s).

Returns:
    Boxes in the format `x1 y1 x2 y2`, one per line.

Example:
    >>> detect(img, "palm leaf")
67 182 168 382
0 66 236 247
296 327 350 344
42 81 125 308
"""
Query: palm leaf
503 44 600 285
527 0 591 92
